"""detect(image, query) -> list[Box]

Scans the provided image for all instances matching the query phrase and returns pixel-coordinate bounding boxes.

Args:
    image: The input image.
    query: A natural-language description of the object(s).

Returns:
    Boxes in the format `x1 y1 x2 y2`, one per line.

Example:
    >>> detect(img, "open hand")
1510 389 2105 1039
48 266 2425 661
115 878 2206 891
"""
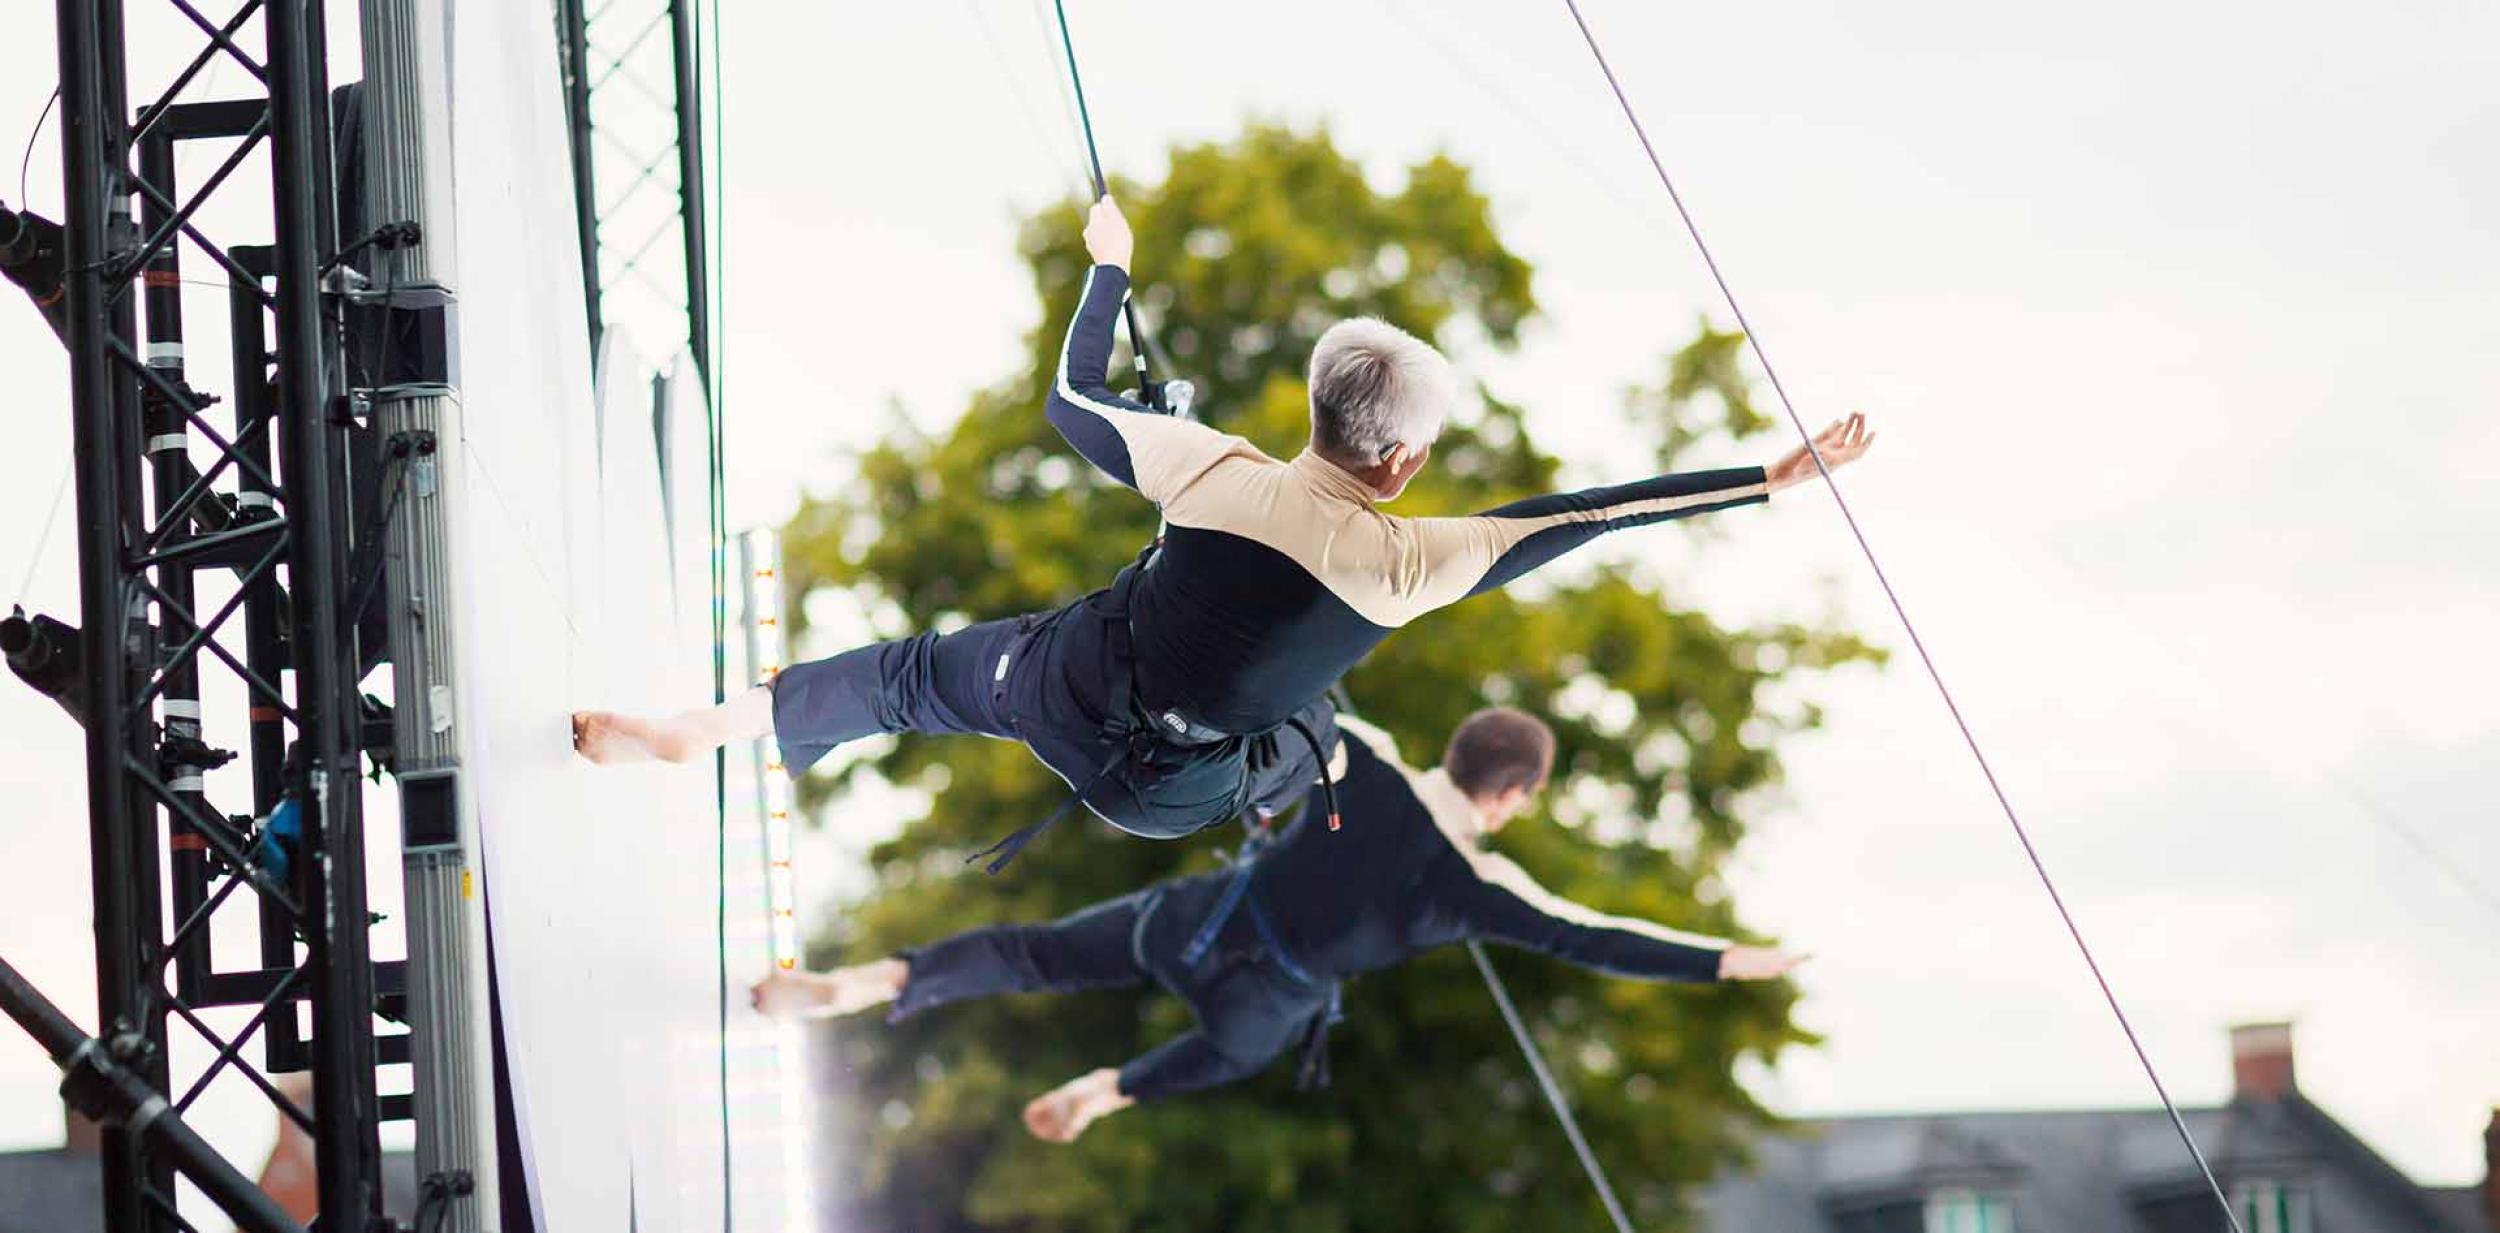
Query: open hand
1764 412 1876 493
1717 946 1808 981
1084 196 1134 271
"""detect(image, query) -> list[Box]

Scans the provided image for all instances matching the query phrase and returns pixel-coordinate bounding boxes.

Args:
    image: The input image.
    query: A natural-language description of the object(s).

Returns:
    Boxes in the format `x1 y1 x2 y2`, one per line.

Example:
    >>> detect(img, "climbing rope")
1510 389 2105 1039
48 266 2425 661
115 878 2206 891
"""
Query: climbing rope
1550 3 2245 1229
1047 0 1172 402
1471 941 1637 1233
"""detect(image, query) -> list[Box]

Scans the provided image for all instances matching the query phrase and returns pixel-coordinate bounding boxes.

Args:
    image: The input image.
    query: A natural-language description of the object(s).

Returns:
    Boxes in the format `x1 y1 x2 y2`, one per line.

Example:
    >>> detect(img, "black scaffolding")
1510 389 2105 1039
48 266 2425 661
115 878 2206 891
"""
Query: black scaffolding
17 1 396 1229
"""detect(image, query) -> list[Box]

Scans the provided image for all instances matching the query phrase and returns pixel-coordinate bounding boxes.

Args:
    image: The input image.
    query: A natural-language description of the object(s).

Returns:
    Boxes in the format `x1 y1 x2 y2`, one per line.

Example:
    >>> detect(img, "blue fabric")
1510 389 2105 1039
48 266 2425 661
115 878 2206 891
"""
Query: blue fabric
251 797 303 882
886 874 1331 1102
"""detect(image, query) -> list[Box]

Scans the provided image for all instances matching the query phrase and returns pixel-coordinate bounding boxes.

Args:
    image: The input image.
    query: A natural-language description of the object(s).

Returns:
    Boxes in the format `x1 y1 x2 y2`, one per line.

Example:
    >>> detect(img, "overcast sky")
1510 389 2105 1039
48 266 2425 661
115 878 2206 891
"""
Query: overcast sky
3 0 2495 1201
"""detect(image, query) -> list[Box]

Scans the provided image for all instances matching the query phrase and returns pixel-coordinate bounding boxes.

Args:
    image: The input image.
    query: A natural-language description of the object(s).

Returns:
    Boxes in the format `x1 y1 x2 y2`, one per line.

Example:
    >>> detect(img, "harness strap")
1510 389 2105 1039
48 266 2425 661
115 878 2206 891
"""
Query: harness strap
1295 986 1346 1091
1242 892 1316 987
1178 867 1255 968
965 749 1121 875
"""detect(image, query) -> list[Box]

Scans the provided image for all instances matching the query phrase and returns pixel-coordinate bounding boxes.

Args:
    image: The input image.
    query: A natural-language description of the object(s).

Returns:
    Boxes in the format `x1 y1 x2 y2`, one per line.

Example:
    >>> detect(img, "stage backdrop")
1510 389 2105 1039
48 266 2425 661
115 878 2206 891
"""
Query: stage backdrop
437 0 732 1227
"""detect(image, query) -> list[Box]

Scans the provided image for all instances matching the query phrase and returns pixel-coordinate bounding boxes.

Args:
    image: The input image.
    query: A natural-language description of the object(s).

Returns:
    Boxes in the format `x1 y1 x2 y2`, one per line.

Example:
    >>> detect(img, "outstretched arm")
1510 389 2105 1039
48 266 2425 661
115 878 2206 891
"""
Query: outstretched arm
1458 465 1773 599
1428 413 1878 602
1042 198 1233 502
1447 851 1799 983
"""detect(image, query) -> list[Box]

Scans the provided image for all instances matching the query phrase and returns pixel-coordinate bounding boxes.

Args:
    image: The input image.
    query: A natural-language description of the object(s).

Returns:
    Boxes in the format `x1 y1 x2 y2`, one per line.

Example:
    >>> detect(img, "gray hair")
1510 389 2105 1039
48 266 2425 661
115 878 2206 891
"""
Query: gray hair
1306 318 1455 468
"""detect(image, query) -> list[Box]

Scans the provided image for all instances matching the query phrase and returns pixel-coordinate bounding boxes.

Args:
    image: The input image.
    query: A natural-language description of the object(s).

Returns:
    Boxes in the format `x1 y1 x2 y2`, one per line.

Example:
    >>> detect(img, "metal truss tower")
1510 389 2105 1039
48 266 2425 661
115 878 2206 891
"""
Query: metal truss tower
8 0 431 1229
554 0 715 384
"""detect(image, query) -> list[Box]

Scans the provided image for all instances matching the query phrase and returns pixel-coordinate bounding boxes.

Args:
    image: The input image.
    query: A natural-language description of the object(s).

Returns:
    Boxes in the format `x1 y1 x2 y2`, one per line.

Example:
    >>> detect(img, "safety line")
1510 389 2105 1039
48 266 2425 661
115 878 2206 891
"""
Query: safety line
697 0 734 1227
1047 0 1160 387
1468 942 1637 1233
1552 3 2245 1229
961 0 1087 202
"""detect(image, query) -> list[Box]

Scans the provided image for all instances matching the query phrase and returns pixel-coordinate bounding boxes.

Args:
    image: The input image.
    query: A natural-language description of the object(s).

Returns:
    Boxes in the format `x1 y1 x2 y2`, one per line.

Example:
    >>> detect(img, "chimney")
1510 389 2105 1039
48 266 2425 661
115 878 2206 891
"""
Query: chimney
2229 1021 2296 1103
63 1104 102 1156
2481 1108 2497 1233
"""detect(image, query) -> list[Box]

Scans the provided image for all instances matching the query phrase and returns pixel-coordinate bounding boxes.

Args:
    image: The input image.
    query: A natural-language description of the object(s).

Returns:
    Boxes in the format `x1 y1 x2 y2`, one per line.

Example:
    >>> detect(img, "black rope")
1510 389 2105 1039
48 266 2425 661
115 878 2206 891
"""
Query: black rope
1551 4 2244 1230
1047 0 1161 391
1468 941 1636 1233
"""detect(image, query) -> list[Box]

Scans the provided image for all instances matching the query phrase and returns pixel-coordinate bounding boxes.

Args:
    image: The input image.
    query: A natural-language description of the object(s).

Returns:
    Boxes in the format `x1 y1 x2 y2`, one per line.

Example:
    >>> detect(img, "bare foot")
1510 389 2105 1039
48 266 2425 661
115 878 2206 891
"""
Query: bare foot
571 711 682 765
750 970 835 1019
1022 1069 1130 1143
750 960 905 1021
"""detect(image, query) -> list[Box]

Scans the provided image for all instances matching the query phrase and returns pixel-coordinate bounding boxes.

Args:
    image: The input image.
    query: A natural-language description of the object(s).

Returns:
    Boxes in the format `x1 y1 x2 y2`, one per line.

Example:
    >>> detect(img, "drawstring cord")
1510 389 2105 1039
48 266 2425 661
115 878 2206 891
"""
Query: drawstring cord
1284 715 1339 831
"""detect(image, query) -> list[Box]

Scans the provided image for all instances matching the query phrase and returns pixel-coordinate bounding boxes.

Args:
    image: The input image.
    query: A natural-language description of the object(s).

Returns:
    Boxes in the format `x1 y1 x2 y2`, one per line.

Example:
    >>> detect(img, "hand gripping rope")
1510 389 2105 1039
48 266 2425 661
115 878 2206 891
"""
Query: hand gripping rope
1049 0 1192 418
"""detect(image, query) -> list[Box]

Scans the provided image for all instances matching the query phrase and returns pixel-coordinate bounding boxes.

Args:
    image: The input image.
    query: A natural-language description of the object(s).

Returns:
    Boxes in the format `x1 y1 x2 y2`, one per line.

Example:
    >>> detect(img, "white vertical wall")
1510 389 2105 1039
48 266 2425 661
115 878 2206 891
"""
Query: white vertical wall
437 0 728 1228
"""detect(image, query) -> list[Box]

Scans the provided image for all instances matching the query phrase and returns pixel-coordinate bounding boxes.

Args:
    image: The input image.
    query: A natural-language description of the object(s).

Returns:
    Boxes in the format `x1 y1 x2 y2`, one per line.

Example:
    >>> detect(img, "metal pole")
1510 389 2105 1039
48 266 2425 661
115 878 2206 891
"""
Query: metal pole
0 954 309 1233
356 0 496 1222
268 0 386 1226
1466 942 1638 1233
98 0 180 1218
667 0 711 384
229 244 308 1072
55 0 155 1226
135 130 215 1008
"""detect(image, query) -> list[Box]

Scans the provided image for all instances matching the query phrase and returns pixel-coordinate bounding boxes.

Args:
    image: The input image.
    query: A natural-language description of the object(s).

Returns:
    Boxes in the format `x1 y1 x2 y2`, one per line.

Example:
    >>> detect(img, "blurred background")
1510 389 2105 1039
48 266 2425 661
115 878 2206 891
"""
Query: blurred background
3 0 2494 1229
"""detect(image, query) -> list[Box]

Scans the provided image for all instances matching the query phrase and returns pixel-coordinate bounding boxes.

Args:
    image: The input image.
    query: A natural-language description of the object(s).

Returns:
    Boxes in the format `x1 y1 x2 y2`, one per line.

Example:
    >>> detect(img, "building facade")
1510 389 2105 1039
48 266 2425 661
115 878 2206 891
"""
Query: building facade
1699 1025 2496 1233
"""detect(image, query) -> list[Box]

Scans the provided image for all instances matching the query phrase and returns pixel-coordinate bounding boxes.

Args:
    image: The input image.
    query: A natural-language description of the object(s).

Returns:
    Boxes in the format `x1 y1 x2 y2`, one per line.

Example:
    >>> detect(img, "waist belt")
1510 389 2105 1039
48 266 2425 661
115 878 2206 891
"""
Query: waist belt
964 607 1343 872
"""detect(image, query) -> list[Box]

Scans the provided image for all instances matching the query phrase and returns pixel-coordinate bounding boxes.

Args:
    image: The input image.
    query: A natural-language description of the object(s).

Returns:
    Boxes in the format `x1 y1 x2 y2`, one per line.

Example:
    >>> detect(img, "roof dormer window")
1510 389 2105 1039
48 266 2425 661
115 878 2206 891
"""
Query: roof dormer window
2231 1180 2312 1233
1925 1188 2015 1233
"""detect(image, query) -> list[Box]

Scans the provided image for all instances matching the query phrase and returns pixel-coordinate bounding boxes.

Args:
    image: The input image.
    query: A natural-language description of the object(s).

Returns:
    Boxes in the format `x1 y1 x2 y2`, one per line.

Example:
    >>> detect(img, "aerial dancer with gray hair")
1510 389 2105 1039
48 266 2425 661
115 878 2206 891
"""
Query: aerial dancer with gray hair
573 198 1876 862
751 708 1804 1141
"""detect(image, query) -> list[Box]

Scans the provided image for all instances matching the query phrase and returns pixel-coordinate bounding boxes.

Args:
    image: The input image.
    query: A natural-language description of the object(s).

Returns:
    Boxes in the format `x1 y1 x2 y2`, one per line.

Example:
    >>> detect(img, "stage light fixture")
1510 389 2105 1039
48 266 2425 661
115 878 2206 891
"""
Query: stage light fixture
0 202 68 343
1 607 87 726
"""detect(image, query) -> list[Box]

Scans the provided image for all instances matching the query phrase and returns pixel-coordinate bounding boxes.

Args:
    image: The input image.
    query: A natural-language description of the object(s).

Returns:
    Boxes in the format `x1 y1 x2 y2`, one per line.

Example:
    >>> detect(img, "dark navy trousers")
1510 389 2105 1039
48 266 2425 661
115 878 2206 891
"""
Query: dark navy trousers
768 580 1334 842
887 875 1333 1101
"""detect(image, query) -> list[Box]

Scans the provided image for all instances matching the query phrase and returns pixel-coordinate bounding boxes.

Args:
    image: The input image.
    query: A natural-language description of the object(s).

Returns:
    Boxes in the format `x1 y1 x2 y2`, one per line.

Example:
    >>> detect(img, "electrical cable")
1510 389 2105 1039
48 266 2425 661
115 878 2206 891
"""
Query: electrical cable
1550 3 2245 1229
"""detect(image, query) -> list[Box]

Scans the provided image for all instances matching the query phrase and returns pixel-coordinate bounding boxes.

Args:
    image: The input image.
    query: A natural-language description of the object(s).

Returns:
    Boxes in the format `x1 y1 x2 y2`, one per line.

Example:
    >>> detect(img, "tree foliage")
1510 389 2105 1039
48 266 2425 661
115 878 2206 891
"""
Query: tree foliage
782 124 1878 1232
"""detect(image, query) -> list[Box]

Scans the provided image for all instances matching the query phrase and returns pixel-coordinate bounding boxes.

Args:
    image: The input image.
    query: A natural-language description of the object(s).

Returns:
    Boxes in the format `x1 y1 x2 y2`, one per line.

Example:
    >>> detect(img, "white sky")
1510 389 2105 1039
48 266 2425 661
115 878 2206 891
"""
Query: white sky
3 0 2494 1200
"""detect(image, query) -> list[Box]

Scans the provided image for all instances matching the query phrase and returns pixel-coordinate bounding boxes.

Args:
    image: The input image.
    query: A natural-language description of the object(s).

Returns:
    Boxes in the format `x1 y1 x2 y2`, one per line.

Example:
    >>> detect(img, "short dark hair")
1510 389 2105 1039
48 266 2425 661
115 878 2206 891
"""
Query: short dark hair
1442 707 1555 801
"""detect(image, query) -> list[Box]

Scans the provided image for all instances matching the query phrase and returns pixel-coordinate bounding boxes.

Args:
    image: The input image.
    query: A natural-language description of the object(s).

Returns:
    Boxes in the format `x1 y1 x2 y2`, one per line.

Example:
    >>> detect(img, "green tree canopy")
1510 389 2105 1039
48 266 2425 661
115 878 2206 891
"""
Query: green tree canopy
783 123 1878 1232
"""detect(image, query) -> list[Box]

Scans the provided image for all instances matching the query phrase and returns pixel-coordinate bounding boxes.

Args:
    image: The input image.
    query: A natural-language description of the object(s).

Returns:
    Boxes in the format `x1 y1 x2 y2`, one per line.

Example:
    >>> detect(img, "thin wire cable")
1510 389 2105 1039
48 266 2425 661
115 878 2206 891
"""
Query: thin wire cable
2018 542 2500 929
2324 777 2500 923
1552 4 2245 1230
1031 0 1090 182
1374 0 1655 223
699 1 734 1226
1468 942 1637 1233
7 45 241 612
962 0 1087 202
18 88 57 207
12 460 75 605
